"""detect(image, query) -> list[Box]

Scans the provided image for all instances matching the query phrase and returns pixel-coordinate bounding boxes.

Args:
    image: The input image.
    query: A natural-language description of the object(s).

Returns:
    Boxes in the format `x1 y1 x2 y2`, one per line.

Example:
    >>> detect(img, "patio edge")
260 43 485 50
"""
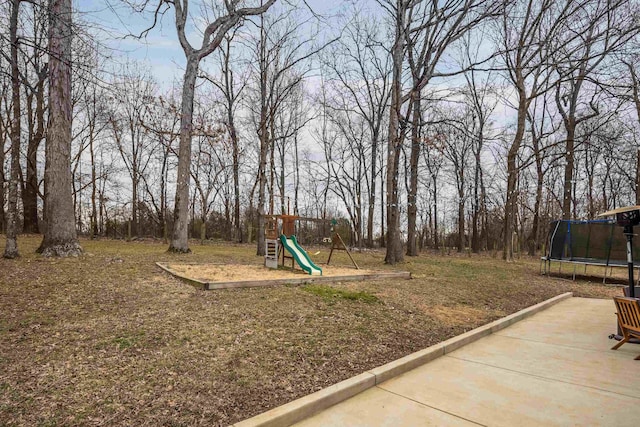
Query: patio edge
231 291 573 427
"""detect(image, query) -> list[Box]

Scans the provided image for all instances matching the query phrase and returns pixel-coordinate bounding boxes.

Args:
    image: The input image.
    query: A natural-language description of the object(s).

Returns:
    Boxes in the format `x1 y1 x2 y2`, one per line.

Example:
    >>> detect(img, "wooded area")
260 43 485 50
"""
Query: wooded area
2 0 640 263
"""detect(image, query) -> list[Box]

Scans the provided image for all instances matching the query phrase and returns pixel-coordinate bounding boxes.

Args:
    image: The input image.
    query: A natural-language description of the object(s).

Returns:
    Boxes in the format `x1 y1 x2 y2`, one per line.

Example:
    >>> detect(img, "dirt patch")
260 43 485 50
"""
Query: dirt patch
167 263 373 282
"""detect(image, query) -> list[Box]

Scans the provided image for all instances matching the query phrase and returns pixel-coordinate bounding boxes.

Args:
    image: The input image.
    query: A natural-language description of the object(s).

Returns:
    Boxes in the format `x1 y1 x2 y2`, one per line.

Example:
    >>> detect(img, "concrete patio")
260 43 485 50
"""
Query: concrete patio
295 297 640 426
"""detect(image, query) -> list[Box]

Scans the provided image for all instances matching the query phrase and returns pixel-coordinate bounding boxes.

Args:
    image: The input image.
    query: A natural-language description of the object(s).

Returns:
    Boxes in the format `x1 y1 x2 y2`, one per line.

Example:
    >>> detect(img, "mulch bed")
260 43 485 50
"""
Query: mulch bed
158 262 410 290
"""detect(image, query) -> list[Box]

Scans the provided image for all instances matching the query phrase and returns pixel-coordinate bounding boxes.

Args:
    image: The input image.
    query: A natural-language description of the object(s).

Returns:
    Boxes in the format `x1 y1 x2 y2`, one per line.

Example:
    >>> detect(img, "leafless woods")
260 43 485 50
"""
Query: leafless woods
1 0 640 262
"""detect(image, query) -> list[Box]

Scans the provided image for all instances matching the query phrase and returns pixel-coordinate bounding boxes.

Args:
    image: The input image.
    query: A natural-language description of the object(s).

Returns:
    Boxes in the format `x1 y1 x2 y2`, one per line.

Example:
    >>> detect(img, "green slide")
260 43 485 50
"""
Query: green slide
279 235 322 276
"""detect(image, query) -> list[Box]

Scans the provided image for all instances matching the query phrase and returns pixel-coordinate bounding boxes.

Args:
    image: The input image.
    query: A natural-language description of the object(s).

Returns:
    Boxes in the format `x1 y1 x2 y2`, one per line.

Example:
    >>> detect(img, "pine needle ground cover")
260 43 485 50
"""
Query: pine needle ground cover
0 236 619 426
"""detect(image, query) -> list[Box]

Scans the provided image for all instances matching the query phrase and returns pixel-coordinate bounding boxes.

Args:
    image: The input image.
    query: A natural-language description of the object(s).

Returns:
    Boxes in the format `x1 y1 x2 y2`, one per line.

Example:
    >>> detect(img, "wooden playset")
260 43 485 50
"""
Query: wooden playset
264 211 358 275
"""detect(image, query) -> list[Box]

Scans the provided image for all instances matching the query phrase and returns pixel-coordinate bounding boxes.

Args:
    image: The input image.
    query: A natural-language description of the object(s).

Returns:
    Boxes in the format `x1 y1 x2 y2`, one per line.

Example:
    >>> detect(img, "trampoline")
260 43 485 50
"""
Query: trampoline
541 219 640 283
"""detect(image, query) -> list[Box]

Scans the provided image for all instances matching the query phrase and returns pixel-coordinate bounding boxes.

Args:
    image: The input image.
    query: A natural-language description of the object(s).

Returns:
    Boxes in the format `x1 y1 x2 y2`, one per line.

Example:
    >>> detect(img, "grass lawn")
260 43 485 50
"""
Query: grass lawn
0 235 621 426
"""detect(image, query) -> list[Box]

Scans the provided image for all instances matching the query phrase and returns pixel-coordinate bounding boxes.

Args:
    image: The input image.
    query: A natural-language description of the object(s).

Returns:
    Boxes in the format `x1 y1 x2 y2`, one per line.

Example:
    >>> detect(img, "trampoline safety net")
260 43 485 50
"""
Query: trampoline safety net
546 219 640 266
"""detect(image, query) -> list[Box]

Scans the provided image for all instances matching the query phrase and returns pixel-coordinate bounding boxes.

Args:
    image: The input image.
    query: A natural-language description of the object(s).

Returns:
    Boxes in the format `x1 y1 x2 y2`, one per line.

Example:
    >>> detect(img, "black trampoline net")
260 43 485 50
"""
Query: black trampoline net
547 219 640 265
549 221 568 259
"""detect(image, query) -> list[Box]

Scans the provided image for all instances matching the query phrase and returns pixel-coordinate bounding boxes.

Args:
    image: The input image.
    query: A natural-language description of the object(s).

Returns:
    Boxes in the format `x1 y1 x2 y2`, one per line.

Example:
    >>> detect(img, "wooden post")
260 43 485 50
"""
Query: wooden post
327 232 359 269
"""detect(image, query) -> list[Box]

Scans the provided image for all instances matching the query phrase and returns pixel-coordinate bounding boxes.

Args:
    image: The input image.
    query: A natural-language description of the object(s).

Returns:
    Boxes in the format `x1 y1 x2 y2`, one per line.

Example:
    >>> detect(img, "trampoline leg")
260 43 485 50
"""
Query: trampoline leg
572 264 576 281
541 259 548 275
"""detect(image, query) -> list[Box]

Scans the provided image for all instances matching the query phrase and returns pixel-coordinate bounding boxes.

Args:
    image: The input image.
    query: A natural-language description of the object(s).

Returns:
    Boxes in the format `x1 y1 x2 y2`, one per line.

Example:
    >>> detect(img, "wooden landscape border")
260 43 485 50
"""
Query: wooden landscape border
156 262 412 290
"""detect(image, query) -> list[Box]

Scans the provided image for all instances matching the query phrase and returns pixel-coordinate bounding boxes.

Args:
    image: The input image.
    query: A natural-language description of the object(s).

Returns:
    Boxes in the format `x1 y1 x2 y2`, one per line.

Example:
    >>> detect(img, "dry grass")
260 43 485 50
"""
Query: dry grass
0 235 621 426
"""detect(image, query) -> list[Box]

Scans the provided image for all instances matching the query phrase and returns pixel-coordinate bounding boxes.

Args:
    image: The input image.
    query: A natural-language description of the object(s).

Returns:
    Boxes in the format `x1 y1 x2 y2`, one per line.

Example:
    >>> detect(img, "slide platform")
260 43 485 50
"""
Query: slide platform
279 234 322 276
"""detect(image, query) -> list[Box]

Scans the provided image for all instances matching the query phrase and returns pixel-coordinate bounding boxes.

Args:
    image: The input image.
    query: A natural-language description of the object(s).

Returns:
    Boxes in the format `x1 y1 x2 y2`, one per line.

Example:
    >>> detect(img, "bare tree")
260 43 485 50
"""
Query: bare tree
624 55 640 204
381 0 499 264
38 0 82 256
0 75 7 234
272 81 310 216
383 0 406 264
554 0 638 219
438 108 475 252
524 93 561 255
86 84 103 238
78 62 111 238
108 65 158 238
421 133 445 249
310 80 337 223
321 9 391 247
139 93 180 242
20 2 48 234
498 0 580 261
201 31 248 242
132 0 276 252
246 5 332 255
457 33 498 253
189 103 227 240
4 0 22 258
0 2 7 234
320 95 369 247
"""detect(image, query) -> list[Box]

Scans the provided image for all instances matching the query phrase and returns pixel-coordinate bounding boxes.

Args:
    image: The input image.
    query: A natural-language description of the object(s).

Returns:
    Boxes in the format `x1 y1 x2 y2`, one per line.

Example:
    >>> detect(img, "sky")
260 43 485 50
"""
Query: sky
77 0 380 88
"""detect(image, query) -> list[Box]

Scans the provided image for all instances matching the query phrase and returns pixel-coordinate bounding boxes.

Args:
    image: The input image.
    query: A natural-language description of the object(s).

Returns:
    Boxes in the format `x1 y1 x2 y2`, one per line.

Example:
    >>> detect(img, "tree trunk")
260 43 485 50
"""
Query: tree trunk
457 187 464 252
132 175 138 237
294 133 300 215
367 128 379 247
269 117 276 215
257 148 267 255
433 174 439 250
380 158 385 247
38 0 82 257
528 148 543 256
256 15 268 256
278 130 285 214
0 114 5 234
480 166 488 250
471 128 483 253
503 88 527 261
230 109 241 242
384 0 405 265
637 150 640 206
90 123 98 238
169 55 198 253
99 177 105 236
4 0 21 258
629 63 640 204
160 140 168 243
406 93 421 256
561 122 575 220
23 75 46 234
